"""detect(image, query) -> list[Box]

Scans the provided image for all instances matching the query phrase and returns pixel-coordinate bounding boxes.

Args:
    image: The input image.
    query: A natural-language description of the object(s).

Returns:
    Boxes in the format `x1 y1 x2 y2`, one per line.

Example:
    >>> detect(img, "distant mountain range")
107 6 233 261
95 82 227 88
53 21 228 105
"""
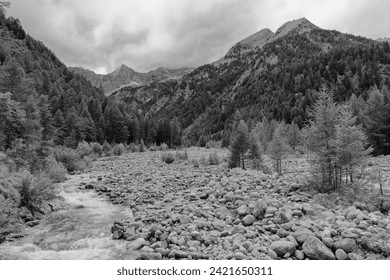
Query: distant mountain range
69 64 193 96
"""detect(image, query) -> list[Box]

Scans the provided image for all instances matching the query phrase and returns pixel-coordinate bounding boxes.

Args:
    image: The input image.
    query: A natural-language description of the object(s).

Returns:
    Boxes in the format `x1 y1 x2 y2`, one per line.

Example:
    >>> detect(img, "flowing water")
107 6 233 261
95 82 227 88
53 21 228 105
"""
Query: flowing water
0 172 139 260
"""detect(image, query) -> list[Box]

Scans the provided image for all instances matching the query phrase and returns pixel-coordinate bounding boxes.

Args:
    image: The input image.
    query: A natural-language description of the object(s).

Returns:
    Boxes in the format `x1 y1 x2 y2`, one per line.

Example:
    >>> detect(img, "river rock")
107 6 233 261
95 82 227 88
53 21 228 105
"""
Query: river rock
129 238 147 250
302 237 335 260
293 227 315 244
242 215 256 226
335 249 348 260
269 241 296 257
253 200 267 219
334 238 358 253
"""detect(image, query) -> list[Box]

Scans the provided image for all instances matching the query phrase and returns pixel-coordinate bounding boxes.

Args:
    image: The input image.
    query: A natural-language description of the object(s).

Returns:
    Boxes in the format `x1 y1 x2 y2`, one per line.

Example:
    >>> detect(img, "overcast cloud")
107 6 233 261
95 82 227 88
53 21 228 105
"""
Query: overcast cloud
7 0 390 74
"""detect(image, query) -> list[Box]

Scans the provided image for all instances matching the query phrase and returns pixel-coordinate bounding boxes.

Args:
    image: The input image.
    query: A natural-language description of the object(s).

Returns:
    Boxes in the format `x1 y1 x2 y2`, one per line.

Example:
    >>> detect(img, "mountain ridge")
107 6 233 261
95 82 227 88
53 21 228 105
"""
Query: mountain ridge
69 65 193 96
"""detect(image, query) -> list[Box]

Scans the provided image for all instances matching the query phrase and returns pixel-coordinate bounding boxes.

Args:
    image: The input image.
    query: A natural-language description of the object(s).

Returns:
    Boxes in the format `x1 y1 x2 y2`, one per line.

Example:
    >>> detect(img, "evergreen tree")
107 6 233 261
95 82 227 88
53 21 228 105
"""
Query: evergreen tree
228 120 250 169
269 122 290 175
0 92 26 150
302 85 339 190
333 104 372 185
364 86 390 155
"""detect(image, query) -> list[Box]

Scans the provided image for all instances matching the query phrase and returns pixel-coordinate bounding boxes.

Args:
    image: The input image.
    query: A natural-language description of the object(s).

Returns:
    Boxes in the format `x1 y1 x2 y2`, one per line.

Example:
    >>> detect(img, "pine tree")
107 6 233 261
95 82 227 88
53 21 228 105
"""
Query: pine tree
228 120 250 169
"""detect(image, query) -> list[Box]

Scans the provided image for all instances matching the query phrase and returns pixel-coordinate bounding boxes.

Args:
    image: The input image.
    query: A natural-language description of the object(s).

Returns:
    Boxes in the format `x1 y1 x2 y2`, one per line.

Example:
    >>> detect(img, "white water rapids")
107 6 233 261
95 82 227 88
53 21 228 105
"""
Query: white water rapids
0 172 139 260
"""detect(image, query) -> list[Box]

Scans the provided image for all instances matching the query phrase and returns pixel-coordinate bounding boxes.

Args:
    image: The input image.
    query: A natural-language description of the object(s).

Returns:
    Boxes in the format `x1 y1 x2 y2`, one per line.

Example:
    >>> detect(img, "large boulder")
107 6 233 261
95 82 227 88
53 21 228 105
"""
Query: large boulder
302 237 335 260
269 241 296 257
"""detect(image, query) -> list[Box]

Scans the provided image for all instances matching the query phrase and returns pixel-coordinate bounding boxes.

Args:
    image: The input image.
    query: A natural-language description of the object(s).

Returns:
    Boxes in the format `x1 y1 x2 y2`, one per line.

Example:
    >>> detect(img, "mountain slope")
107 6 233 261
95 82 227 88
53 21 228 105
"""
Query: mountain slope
111 18 390 146
69 64 193 96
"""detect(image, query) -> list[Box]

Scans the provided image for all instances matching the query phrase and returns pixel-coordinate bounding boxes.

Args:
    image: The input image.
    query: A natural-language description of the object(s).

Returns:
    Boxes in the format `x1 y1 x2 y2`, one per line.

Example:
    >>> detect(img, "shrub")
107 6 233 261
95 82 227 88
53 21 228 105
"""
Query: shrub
113 143 125 156
19 171 58 211
206 140 220 149
0 194 20 242
161 153 175 164
139 139 147 152
102 141 111 153
208 152 220 165
45 155 67 183
91 142 103 156
53 146 80 172
128 143 137 153
175 150 188 161
199 155 207 165
160 143 168 151
76 141 93 158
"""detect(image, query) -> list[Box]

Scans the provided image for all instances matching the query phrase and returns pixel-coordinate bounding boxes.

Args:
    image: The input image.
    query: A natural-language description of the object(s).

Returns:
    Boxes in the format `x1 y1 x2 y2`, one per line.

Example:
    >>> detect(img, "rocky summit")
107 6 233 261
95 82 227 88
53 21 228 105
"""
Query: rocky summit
81 148 390 260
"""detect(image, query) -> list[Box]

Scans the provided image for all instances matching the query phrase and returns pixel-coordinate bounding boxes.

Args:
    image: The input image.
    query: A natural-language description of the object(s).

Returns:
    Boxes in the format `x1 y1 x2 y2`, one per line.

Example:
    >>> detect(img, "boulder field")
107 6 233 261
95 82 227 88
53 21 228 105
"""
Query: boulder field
82 150 390 260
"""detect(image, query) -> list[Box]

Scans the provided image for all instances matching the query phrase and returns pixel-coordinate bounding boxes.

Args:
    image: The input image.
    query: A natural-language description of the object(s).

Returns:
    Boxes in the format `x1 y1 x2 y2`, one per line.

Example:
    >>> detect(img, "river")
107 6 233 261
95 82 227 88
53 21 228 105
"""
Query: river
0 172 139 260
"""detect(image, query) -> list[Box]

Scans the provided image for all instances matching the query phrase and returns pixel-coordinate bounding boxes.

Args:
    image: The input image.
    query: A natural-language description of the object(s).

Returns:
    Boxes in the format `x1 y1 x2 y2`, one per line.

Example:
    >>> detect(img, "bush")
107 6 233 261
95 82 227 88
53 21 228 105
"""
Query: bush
102 141 111 153
208 152 220 165
205 140 220 149
76 141 93 158
91 142 103 156
128 143 137 153
160 143 168 151
113 143 125 156
45 155 67 183
19 171 58 211
53 146 80 172
0 194 20 242
161 153 175 164
139 140 147 152
175 150 188 161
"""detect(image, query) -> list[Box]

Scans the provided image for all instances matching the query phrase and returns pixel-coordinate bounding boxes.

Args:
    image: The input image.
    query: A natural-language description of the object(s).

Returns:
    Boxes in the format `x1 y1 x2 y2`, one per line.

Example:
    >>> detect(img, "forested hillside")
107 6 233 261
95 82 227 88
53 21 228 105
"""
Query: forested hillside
112 18 390 155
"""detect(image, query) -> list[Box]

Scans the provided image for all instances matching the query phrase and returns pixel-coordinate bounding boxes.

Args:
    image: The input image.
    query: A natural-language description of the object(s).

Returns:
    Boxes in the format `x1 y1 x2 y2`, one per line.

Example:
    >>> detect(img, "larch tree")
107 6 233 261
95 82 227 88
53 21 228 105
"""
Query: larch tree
269 122 290 175
228 120 250 169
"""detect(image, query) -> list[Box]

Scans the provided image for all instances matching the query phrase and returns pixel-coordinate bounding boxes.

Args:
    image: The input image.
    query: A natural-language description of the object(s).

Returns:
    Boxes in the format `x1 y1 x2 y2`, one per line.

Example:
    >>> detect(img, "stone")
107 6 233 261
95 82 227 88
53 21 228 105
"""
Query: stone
252 200 267 219
242 215 256 226
334 238 358 253
267 248 278 259
273 211 292 224
335 249 348 260
293 227 315 244
269 241 296 257
187 240 201 248
237 205 248 216
265 206 278 215
129 238 147 250
137 253 163 260
276 228 290 238
348 253 364 260
179 215 192 224
341 229 358 239
302 237 335 260
295 250 305 260
322 237 333 249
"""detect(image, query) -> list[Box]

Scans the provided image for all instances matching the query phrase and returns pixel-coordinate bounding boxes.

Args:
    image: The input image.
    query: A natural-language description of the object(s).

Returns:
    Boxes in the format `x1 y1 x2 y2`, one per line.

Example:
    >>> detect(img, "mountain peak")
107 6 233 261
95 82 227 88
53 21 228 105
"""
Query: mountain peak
274 17 318 38
238 28 275 48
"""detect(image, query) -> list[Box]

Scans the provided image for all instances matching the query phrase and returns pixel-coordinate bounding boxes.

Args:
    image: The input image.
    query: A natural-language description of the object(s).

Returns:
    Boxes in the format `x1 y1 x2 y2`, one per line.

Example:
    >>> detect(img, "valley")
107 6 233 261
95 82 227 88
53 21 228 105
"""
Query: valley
7 148 387 260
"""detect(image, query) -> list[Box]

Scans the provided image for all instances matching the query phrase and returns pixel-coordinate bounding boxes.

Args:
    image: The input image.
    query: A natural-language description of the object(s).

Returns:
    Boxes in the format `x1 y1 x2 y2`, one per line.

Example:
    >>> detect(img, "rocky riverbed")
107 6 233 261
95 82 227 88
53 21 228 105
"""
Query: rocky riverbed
82 148 390 260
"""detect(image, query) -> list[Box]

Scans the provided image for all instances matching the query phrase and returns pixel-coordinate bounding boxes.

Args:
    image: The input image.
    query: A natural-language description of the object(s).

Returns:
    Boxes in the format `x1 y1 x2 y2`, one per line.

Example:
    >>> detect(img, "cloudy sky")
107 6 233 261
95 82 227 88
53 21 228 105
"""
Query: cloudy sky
7 0 390 74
